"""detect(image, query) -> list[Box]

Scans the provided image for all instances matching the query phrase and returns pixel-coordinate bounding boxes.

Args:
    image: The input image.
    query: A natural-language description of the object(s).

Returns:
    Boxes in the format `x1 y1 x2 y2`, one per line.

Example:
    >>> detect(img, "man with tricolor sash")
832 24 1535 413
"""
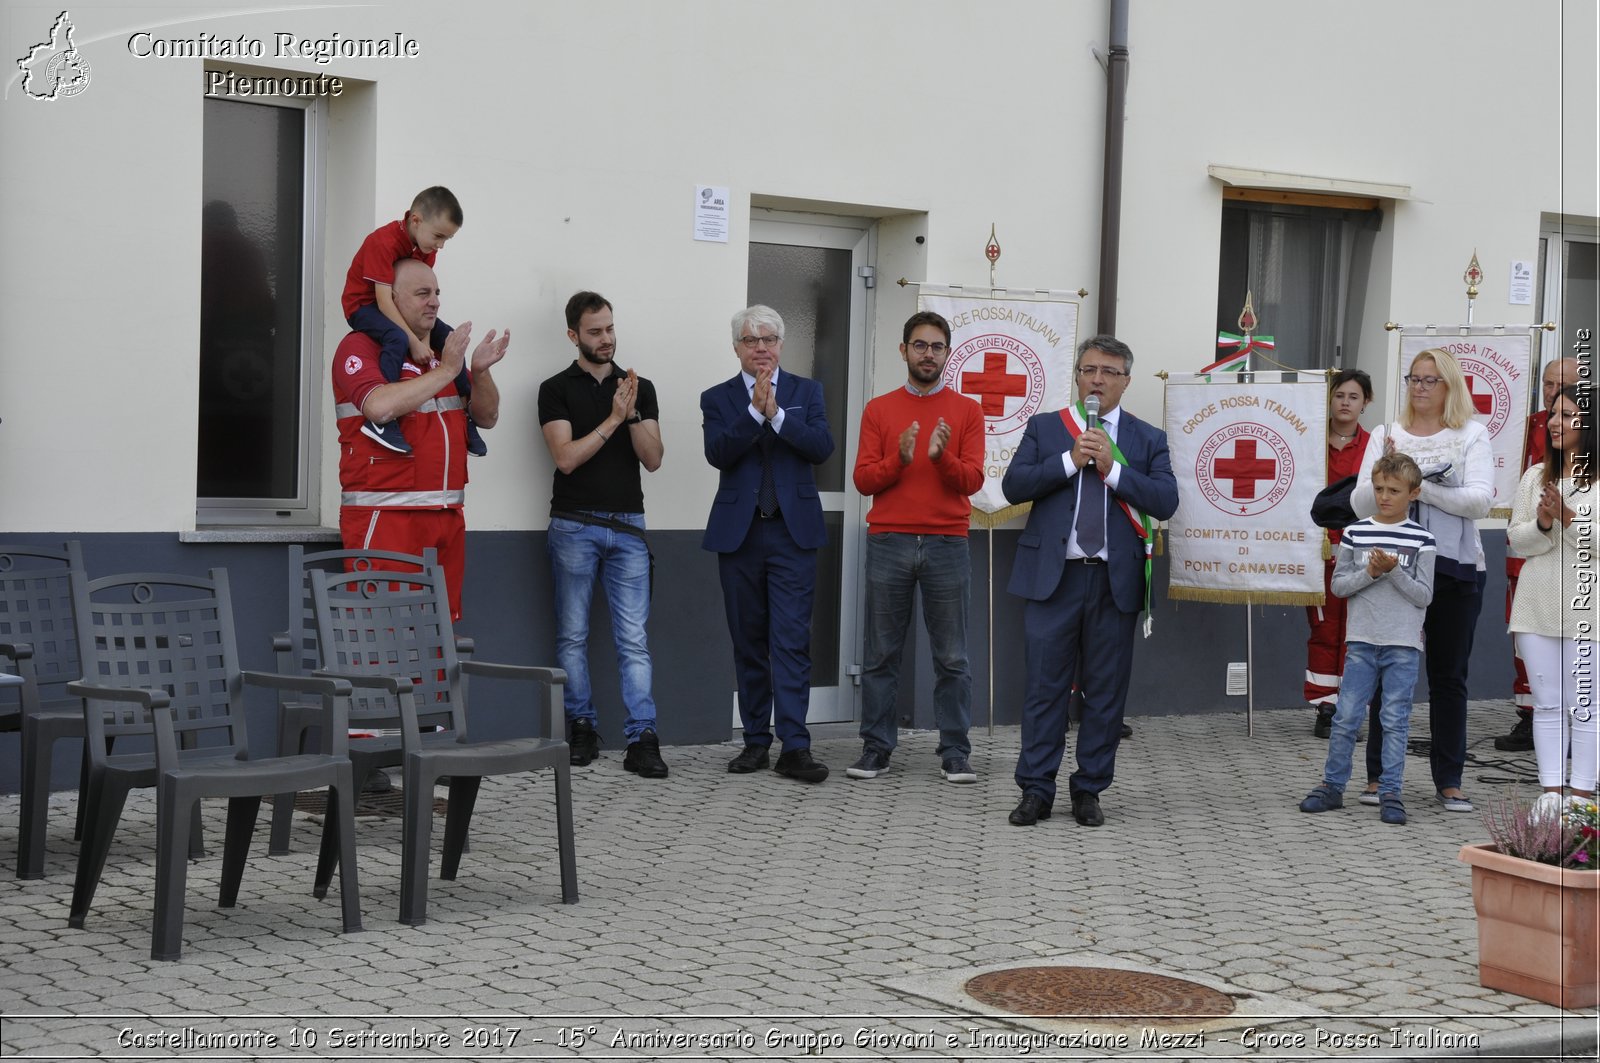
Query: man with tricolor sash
1001 335 1178 829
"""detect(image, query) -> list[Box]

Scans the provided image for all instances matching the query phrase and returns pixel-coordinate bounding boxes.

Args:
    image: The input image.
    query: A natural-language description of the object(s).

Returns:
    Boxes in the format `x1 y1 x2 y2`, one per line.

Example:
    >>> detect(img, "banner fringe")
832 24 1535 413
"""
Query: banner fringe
973 503 1031 528
1167 586 1328 606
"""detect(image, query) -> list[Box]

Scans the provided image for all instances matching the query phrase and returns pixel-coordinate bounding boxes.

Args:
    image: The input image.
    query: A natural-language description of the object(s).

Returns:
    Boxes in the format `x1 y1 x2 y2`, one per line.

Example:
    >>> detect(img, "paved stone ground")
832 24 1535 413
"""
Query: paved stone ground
1 699 1595 1061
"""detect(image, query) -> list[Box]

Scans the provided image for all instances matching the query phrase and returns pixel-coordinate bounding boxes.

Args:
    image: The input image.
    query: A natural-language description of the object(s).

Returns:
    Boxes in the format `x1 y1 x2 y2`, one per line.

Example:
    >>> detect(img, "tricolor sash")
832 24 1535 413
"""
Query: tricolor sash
1061 403 1156 635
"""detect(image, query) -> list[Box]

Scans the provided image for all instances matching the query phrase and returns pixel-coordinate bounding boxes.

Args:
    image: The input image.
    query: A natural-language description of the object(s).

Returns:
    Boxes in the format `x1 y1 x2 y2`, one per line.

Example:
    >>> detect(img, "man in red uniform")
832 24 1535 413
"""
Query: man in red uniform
331 257 510 620
1497 356 1580 751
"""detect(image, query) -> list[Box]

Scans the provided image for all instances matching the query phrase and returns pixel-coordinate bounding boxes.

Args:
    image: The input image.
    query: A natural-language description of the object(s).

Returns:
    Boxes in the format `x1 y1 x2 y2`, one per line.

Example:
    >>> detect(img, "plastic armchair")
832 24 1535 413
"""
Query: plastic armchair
66 568 362 961
267 544 444 855
309 565 577 926
0 541 90 880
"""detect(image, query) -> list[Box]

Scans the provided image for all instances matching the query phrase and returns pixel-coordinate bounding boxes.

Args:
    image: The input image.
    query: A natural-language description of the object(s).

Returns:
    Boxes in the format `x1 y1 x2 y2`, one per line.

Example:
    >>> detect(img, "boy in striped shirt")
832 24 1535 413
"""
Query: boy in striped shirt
1300 453 1436 825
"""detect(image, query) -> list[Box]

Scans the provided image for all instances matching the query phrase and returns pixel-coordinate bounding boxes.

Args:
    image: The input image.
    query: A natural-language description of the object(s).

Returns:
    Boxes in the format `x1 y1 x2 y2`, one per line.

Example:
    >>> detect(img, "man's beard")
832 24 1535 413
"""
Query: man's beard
578 339 615 365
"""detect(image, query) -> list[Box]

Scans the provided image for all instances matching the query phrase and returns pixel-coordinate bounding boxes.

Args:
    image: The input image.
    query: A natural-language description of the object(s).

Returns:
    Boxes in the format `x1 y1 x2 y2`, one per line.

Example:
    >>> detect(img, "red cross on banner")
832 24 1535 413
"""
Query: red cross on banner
1464 375 1495 415
960 351 1028 417
1213 439 1277 501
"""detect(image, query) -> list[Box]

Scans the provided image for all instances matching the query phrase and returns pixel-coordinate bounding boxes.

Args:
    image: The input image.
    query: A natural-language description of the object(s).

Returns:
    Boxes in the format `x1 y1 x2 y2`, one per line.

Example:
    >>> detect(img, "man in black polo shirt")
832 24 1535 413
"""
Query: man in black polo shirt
538 291 667 777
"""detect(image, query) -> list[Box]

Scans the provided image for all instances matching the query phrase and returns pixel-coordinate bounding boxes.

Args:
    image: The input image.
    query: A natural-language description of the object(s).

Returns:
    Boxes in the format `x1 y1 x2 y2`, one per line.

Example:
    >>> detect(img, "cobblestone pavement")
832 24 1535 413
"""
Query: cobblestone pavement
1 699 1595 1061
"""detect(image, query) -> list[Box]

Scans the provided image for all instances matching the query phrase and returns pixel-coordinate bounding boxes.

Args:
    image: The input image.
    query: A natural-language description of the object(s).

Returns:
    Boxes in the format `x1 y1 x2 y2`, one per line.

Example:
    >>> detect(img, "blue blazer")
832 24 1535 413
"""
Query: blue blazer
700 370 834 552
1002 408 1179 612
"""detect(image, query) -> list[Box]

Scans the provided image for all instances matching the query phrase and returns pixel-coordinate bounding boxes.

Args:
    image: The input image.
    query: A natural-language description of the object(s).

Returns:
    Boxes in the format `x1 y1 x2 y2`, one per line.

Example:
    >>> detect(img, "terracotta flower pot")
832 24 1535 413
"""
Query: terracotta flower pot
1459 842 1600 1008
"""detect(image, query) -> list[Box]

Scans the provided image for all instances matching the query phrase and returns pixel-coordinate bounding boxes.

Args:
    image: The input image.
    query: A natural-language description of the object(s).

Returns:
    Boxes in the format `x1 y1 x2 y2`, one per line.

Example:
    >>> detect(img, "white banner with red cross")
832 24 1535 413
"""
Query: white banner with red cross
1164 374 1328 605
1395 329 1533 518
916 286 1079 522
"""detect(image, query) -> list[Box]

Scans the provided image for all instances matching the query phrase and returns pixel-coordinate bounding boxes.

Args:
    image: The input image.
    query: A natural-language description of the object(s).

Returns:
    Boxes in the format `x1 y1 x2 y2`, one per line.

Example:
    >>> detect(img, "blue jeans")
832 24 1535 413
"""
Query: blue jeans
1324 642 1419 796
1365 568 1484 790
348 305 467 397
547 512 656 741
859 533 973 759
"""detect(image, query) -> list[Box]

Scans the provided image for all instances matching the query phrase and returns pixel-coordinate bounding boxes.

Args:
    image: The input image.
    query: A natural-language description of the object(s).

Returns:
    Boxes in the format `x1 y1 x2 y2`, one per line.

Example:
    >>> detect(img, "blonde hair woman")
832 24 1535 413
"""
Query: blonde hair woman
1350 348 1493 812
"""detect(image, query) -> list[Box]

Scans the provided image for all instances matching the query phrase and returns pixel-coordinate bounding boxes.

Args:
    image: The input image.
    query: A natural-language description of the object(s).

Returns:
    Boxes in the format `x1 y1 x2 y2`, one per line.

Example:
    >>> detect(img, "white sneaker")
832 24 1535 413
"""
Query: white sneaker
1530 791 1564 825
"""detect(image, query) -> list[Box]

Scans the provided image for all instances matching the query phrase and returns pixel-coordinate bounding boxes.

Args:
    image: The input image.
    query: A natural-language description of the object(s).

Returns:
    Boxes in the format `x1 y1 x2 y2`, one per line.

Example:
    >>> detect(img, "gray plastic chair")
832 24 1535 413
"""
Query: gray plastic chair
0 541 89 879
268 544 442 855
66 568 362 961
310 565 577 926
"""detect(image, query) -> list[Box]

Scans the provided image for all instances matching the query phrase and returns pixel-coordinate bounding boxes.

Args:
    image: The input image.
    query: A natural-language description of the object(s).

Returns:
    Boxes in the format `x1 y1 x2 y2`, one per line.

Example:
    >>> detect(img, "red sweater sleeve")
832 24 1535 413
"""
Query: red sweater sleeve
852 396 906 496
934 396 985 495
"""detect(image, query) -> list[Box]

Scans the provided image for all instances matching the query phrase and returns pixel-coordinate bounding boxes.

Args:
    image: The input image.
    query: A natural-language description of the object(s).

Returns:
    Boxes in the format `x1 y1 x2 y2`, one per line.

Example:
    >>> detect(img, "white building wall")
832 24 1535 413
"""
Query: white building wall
1 0 1591 534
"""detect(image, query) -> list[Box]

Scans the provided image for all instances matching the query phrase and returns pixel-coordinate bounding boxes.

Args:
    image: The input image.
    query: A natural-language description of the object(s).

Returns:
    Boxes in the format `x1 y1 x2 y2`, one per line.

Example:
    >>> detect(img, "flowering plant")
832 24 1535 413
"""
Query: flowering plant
1482 794 1600 870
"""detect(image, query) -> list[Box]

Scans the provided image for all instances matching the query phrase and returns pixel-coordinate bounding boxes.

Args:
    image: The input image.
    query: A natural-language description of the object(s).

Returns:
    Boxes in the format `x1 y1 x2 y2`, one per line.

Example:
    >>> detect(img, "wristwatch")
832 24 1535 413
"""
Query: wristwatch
626 412 643 424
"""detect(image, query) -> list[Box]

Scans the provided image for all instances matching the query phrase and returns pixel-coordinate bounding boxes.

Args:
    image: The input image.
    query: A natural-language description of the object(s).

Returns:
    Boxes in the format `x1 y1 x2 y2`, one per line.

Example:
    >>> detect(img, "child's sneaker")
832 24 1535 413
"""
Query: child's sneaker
465 417 488 456
1529 791 1564 825
1378 793 1407 825
1299 783 1343 813
362 419 413 454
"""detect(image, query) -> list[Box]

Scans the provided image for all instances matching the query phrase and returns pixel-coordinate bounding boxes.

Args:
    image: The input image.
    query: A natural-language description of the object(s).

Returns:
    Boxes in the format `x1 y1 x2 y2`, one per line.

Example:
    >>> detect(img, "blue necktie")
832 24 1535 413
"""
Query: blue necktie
1077 462 1106 556
758 424 779 517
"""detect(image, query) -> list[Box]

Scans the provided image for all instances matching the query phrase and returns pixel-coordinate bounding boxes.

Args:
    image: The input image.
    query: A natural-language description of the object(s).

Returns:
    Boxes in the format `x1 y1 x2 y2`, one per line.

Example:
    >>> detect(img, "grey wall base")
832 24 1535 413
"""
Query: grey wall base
0 530 1513 794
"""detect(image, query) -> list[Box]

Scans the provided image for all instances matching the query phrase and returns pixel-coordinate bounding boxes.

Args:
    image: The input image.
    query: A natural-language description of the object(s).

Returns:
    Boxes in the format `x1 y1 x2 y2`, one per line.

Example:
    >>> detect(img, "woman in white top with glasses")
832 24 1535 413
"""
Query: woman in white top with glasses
1350 348 1493 813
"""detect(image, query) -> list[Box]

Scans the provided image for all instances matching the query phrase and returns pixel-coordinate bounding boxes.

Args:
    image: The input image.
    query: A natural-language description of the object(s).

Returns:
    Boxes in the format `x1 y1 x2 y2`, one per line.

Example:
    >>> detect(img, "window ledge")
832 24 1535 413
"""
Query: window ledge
181 526 342 544
1208 165 1411 201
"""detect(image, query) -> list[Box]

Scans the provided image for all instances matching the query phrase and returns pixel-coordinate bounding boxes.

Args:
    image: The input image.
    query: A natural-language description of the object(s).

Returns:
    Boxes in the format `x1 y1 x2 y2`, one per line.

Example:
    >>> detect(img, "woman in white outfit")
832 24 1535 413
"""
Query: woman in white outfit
1506 383 1596 815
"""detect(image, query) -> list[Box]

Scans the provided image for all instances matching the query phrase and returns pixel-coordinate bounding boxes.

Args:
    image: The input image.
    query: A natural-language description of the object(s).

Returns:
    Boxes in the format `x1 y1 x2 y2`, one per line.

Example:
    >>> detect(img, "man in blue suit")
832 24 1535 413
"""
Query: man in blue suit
1002 335 1179 827
702 305 836 782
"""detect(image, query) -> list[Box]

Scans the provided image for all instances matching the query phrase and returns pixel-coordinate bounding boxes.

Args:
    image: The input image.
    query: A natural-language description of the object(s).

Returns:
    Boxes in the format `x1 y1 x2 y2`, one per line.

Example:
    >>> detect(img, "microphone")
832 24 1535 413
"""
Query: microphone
1084 394 1100 431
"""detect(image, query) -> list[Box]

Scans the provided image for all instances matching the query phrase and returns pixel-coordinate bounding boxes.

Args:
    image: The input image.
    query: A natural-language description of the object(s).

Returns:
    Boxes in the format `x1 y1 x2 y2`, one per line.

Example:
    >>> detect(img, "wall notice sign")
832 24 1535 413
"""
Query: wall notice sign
694 185 729 243
1509 260 1534 305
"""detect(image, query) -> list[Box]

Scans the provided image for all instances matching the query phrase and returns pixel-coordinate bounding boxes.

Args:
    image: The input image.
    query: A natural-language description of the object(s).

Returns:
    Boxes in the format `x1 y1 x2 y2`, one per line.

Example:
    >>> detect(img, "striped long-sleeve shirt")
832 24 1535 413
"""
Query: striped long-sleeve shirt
1332 517 1437 651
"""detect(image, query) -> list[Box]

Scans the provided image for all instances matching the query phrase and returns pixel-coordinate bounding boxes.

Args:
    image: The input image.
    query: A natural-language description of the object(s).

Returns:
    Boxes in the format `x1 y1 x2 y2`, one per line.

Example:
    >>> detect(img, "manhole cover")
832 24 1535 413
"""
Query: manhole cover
291 790 447 819
965 966 1236 1020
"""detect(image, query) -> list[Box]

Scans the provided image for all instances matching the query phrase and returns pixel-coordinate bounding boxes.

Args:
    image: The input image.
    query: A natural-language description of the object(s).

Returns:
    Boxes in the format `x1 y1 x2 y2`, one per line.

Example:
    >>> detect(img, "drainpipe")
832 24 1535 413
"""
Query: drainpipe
1097 0 1129 335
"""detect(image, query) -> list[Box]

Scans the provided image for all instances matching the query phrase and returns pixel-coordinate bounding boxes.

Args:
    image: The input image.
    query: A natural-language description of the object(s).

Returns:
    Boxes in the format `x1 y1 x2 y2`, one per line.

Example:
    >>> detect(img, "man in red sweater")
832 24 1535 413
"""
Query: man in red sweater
846 312 985 783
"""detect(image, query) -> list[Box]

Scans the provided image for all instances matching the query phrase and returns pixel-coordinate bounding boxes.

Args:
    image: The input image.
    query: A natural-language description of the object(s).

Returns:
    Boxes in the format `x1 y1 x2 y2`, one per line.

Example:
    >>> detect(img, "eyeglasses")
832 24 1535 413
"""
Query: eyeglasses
908 340 949 355
1404 375 1444 390
738 334 781 350
1077 365 1128 379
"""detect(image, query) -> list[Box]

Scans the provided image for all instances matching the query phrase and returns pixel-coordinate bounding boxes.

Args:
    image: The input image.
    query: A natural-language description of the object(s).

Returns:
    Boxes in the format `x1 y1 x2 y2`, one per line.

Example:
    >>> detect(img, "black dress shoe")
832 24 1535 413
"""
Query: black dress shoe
1071 791 1104 827
1120 722 1134 739
773 747 829 782
1008 793 1053 826
727 744 770 773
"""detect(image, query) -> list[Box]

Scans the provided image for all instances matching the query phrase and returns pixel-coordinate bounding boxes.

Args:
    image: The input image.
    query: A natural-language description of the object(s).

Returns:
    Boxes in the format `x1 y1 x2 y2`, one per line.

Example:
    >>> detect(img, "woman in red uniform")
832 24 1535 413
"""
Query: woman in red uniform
1307 369 1372 736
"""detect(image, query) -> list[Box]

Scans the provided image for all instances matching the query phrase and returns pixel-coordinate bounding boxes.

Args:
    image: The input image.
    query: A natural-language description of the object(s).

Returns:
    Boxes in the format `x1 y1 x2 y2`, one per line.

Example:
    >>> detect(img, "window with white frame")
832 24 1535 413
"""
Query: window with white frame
1539 216 1598 377
197 94 323 525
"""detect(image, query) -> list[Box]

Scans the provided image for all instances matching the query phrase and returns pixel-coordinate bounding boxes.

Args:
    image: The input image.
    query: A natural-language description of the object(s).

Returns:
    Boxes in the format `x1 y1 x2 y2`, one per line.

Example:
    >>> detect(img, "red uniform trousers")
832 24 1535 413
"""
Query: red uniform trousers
1304 552 1348 707
340 505 466 621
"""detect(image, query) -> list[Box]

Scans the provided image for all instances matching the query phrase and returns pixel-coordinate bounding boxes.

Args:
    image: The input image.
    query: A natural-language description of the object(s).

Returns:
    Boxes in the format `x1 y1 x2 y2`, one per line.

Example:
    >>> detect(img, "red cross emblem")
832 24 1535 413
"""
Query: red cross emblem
1464 374 1495 415
960 351 1028 417
1213 439 1278 502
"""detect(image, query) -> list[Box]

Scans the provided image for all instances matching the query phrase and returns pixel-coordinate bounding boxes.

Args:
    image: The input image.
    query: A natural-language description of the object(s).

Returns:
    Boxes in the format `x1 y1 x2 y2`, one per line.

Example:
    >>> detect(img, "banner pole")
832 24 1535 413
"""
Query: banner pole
1246 596 1255 737
987 524 995 736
